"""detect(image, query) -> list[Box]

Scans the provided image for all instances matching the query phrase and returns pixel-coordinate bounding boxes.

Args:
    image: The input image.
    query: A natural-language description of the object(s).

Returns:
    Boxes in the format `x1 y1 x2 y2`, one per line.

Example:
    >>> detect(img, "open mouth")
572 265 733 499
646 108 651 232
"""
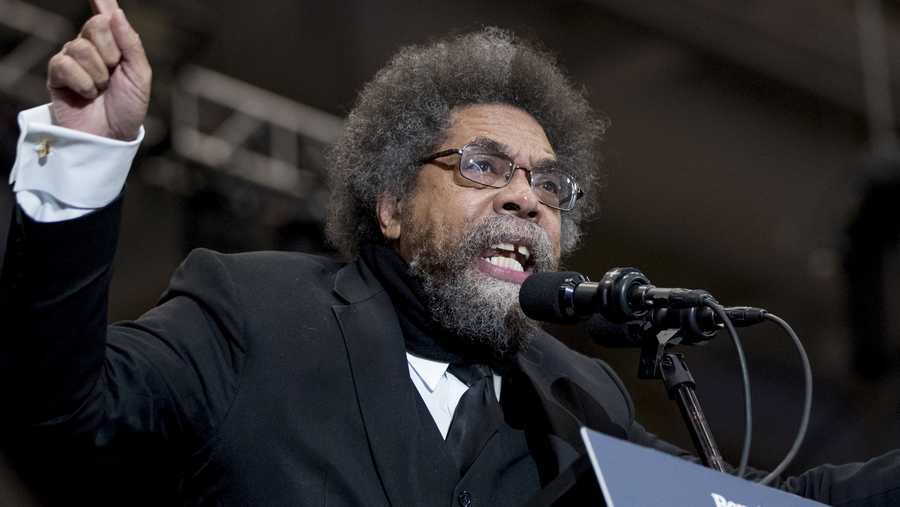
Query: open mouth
482 242 534 272
477 241 536 283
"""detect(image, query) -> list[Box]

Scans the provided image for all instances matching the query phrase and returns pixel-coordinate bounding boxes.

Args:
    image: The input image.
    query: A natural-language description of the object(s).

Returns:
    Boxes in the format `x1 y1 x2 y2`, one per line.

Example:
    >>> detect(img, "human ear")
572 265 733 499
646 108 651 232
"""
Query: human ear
376 194 402 241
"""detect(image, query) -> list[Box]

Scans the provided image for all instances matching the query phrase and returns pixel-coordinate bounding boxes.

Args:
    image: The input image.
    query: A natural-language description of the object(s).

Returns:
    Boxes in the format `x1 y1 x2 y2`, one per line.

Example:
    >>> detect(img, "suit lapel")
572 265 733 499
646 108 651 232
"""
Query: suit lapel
332 260 456 507
503 337 629 485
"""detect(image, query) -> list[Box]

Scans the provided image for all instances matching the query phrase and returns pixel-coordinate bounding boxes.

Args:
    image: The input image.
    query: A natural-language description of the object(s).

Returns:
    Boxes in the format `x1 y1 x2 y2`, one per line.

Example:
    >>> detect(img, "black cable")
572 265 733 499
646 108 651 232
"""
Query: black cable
758 313 813 486
705 298 752 478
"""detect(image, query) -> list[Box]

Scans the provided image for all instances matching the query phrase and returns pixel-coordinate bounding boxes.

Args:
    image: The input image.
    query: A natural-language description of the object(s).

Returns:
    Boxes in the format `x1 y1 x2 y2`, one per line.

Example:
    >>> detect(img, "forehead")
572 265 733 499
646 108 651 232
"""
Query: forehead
443 104 556 160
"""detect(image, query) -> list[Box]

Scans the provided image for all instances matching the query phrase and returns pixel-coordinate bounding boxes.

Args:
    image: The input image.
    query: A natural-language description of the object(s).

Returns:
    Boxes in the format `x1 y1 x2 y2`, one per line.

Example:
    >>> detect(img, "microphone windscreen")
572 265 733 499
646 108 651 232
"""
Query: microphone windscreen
519 271 585 323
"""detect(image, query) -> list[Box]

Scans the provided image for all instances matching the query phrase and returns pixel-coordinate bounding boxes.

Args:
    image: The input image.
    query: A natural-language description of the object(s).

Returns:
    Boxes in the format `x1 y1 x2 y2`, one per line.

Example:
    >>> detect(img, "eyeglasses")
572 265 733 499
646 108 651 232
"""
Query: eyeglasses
420 143 585 211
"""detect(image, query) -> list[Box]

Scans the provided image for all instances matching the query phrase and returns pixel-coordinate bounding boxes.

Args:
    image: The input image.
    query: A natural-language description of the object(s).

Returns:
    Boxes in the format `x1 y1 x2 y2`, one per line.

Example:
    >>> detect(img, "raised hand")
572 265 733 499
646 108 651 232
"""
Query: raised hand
47 0 151 141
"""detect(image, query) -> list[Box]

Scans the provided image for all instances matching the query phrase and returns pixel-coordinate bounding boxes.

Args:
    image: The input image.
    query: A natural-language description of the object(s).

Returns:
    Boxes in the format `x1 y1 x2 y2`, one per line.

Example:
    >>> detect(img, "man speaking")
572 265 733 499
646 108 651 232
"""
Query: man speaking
2 1 899 505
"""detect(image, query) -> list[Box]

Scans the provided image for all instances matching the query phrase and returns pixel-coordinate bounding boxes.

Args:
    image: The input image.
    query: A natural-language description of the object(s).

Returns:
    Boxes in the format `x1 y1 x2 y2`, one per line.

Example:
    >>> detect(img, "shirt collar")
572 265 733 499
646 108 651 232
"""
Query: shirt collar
406 352 449 393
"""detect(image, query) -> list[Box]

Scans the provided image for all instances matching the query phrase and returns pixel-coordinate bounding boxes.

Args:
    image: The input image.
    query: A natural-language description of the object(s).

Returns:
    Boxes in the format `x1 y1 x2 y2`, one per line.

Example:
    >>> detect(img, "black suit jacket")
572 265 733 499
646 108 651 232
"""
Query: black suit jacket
2 199 899 506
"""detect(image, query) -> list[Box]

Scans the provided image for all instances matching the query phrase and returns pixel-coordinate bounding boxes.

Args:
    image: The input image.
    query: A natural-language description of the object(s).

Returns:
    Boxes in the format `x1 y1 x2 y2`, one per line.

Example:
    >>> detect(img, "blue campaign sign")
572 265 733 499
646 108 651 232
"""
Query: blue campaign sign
580 427 827 507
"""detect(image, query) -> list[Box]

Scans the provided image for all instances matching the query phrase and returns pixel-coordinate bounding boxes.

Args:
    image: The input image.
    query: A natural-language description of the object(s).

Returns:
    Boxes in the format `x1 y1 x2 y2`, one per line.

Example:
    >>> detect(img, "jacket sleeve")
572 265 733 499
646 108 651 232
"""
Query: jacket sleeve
627 420 900 506
0 199 246 455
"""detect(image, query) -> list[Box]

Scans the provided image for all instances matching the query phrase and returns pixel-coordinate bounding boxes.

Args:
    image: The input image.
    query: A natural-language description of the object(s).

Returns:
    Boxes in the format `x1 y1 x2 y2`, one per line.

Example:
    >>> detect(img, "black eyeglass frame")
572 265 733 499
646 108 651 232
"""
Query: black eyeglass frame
420 144 585 211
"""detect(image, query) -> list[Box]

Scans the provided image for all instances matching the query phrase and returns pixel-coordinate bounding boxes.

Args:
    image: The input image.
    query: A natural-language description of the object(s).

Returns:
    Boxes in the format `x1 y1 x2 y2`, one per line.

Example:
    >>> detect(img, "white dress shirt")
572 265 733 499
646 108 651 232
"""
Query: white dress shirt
10 104 142 222
406 353 502 438
10 104 498 439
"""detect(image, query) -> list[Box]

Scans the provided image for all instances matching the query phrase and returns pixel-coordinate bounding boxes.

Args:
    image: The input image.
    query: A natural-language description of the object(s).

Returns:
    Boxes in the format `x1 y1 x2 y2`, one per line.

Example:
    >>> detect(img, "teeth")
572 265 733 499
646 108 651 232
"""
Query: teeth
488 256 524 272
492 242 531 260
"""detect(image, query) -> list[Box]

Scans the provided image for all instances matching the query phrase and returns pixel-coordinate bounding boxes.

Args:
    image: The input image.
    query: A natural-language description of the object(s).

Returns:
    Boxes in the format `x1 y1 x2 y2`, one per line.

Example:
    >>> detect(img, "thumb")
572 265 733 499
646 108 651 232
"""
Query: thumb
110 9 149 71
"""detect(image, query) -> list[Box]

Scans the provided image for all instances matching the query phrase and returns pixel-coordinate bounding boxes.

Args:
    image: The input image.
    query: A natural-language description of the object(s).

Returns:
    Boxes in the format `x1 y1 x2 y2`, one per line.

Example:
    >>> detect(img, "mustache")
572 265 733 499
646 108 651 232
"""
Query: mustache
459 215 558 271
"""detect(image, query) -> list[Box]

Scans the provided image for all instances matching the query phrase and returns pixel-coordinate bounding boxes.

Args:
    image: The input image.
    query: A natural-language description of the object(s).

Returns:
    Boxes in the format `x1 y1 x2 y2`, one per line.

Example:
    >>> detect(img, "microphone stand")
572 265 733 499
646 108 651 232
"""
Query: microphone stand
639 335 727 472
524 322 729 507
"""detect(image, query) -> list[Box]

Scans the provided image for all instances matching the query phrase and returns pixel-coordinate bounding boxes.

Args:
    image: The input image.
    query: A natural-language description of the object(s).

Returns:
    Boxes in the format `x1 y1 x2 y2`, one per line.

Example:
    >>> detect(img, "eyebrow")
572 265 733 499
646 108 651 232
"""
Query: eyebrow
469 136 510 154
469 136 559 171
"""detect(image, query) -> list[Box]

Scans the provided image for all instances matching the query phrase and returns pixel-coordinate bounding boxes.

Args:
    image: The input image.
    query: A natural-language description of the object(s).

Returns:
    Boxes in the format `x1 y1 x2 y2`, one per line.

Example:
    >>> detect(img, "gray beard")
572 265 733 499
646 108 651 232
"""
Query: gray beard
405 214 558 361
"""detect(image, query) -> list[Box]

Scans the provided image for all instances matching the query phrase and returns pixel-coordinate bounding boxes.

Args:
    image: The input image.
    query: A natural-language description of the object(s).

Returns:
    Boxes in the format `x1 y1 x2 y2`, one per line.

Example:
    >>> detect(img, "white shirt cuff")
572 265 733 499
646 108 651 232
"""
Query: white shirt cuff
9 104 144 222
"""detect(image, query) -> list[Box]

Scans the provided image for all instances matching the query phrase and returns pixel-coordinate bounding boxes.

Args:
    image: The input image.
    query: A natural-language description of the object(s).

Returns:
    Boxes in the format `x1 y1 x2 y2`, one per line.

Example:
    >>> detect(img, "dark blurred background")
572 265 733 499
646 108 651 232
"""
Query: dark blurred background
2 0 900 504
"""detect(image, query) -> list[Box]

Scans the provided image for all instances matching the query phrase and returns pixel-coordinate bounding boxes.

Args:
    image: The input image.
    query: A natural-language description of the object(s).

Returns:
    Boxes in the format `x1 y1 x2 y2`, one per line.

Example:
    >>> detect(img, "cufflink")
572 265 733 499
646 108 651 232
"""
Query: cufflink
36 138 53 159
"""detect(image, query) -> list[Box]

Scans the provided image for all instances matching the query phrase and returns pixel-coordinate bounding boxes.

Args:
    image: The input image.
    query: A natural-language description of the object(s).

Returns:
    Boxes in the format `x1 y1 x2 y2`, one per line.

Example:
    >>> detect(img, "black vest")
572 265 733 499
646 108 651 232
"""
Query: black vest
411 387 542 507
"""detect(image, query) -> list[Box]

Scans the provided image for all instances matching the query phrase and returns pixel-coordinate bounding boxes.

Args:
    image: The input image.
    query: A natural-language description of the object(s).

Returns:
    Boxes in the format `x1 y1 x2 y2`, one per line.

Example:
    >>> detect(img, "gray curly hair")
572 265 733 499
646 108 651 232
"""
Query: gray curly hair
326 27 609 257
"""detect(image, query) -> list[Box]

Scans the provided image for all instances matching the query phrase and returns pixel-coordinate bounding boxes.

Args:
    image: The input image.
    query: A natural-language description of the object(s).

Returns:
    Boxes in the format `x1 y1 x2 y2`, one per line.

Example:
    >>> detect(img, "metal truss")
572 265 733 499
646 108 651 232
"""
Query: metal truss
168 65 343 208
2 0 343 224
0 0 75 104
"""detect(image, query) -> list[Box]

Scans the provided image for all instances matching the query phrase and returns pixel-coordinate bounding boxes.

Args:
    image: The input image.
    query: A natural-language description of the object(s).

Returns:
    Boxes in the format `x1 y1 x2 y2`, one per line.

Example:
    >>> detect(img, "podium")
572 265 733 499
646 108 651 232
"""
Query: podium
526 428 827 507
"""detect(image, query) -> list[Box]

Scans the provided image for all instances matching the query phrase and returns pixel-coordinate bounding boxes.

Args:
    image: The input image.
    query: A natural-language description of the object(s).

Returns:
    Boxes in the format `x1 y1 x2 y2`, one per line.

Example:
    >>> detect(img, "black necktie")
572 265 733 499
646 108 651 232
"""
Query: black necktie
446 363 504 475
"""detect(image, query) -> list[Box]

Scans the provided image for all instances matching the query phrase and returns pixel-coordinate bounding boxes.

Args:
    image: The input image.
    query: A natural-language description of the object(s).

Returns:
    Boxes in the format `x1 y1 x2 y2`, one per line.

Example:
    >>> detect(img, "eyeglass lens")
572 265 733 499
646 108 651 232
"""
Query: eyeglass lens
459 146 577 210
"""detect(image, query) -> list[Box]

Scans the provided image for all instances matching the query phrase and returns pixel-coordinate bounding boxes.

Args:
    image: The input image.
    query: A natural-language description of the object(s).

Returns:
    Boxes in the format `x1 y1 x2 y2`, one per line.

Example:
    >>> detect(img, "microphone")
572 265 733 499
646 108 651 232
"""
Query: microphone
519 268 712 324
589 306 768 347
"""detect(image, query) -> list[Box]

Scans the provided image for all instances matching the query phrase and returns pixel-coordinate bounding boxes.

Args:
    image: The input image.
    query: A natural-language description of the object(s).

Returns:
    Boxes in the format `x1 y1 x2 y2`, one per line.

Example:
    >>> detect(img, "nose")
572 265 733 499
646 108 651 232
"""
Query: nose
493 167 542 220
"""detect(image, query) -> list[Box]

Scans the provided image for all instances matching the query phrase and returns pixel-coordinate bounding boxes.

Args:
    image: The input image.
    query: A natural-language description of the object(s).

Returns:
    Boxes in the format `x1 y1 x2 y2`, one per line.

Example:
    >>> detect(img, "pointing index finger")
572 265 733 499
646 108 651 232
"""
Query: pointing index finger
90 0 120 15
